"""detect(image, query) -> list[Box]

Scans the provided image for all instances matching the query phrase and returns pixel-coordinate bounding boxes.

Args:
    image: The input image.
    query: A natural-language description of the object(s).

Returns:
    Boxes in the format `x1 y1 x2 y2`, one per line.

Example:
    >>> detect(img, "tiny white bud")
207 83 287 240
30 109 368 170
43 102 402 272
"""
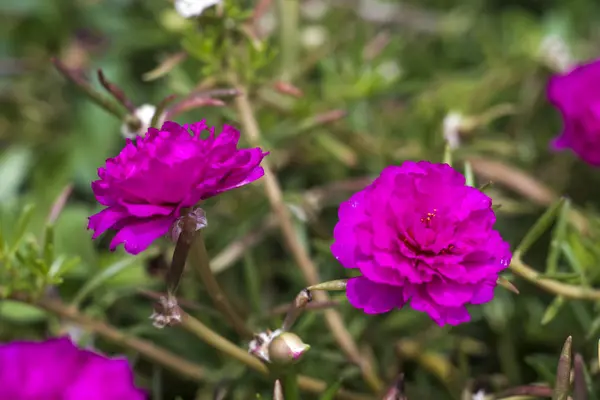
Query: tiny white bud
174 0 222 19
120 104 165 139
538 34 573 73
376 61 402 83
443 112 463 150
301 26 328 49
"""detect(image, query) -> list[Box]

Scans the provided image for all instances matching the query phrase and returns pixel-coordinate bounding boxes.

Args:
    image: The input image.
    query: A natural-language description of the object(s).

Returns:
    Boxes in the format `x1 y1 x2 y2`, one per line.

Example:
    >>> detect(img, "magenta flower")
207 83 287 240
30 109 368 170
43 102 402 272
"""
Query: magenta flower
88 120 268 254
0 337 145 400
548 58 600 166
331 161 511 326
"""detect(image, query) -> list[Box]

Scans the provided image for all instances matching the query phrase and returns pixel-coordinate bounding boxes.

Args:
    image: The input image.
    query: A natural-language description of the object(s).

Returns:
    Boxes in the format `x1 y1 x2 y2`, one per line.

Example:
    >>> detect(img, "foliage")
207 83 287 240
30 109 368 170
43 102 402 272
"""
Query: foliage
2 0 600 399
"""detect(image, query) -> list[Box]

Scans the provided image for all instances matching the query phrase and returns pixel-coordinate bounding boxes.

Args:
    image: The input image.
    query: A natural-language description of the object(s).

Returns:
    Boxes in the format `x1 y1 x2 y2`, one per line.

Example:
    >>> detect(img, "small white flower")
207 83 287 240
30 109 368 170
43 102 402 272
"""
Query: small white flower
120 104 164 140
538 34 573 73
443 112 463 150
472 389 487 400
376 61 402 83
301 26 328 49
174 0 222 19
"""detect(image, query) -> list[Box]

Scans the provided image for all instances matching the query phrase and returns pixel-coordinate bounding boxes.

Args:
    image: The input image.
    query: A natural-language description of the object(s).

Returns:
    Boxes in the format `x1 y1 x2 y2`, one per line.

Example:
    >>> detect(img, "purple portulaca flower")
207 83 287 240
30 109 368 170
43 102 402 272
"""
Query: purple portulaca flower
331 161 511 326
88 120 268 255
548 58 600 166
0 337 145 400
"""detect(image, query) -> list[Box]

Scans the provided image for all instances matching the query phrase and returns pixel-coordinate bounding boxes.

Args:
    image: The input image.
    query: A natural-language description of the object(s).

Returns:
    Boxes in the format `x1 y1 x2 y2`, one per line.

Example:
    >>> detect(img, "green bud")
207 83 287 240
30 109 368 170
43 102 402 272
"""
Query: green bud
267 332 310 365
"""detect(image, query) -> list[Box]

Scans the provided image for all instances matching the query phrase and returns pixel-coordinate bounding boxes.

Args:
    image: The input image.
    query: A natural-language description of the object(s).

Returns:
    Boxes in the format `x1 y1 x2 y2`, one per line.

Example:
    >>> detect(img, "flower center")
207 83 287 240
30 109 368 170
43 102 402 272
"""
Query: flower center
420 208 437 227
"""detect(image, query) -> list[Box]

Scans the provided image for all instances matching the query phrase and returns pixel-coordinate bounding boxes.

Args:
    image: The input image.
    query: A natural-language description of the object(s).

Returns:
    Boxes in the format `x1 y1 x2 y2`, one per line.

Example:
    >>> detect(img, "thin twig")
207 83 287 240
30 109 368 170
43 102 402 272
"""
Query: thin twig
233 86 383 393
51 58 127 119
269 299 339 316
282 289 312 331
212 176 373 275
46 183 73 225
188 231 255 339
12 295 370 400
151 94 177 128
496 385 553 398
468 157 589 234
511 255 600 300
180 312 372 400
97 69 136 112
16 296 206 381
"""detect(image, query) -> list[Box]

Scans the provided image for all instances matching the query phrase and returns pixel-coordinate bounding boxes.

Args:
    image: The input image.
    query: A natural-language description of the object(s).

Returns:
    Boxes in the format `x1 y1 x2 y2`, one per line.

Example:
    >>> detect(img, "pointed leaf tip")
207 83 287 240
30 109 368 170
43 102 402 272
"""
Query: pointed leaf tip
273 380 284 400
498 276 520 294
553 336 573 400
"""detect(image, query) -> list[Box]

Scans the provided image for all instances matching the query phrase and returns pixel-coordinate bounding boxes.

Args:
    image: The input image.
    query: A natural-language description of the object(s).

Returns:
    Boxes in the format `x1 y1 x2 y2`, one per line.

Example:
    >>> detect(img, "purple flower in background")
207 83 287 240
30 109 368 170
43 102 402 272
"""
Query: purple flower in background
331 161 511 326
548 58 600 166
0 337 145 400
88 120 268 255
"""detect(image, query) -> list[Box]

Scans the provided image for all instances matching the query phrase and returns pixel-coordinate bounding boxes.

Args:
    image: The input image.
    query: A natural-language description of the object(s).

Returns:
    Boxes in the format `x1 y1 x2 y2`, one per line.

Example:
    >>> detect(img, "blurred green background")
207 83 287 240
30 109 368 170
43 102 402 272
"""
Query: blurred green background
2 0 600 399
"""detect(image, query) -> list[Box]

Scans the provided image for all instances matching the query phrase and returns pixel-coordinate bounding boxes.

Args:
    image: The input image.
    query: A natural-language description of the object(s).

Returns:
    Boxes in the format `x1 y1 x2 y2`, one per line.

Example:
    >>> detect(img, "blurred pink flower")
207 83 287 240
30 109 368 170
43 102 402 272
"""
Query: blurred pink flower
0 337 145 400
331 161 511 326
88 120 268 254
548 58 600 166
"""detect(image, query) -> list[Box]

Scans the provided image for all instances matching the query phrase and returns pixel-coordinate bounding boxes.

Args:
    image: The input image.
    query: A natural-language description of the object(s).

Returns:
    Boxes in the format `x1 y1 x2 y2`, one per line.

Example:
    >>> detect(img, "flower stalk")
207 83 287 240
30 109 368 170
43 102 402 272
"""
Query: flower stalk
10 294 369 400
233 83 384 393
179 311 371 400
510 254 600 300
187 229 254 339
51 58 129 120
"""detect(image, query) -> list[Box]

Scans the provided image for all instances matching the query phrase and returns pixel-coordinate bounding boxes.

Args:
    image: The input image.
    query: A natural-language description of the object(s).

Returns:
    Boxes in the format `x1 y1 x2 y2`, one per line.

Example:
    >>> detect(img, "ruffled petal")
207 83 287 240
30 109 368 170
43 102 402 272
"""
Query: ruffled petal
88 207 129 239
109 216 176 255
346 276 405 314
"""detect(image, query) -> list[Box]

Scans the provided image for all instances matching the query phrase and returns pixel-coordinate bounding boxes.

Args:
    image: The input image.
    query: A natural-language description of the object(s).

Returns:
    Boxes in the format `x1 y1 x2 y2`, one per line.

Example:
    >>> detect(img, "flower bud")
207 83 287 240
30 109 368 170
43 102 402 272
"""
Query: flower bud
150 294 182 329
267 332 310 365
121 104 165 139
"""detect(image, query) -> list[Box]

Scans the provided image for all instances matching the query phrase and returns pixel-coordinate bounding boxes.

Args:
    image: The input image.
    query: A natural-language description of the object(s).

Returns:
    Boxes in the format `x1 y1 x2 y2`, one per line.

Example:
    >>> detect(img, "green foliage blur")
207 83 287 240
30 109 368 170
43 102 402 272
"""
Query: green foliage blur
2 0 600 399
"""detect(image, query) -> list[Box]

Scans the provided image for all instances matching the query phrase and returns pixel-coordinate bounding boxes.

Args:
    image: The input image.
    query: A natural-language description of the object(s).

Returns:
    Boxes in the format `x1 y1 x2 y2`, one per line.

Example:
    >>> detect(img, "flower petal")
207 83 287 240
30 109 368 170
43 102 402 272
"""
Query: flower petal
346 276 405 314
88 207 129 239
109 216 176 255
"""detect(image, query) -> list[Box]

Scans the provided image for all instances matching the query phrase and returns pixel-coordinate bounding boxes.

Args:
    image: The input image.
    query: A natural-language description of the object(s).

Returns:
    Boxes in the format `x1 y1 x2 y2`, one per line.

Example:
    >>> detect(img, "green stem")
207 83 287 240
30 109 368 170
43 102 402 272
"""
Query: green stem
51 58 128 119
511 254 600 300
275 0 299 80
180 312 372 400
187 230 254 339
18 295 206 381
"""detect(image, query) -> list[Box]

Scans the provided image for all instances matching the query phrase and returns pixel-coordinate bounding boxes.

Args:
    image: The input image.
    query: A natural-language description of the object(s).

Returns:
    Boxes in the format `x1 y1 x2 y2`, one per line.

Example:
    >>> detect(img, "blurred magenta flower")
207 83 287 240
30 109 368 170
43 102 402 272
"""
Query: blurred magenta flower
0 337 145 400
331 161 511 326
548 59 600 166
88 120 267 254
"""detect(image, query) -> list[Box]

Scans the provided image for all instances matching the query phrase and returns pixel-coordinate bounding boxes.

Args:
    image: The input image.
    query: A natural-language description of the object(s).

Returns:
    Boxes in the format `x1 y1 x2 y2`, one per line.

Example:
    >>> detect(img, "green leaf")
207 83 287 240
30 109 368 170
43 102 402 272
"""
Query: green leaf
0 146 32 202
515 197 565 256
9 204 35 254
464 161 475 187
585 315 600 341
541 296 565 325
318 380 343 400
443 142 452 166
43 224 55 267
0 300 47 323
561 242 587 285
525 354 557 384
546 198 571 274
48 255 80 280
71 255 145 307
243 253 262 315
